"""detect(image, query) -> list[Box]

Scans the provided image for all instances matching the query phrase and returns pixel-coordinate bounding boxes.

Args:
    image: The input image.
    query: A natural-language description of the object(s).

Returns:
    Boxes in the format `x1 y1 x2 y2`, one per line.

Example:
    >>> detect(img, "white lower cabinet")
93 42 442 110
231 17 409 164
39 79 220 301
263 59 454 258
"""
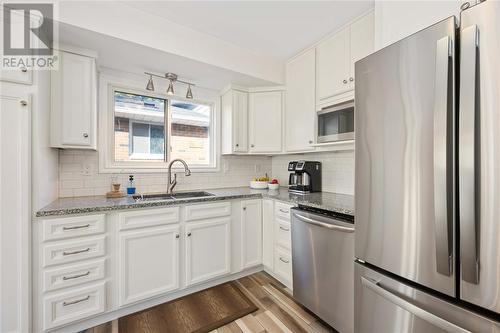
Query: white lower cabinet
274 247 293 289
241 199 262 269
185 218 231 286
262 199 274 269
118 225 180 306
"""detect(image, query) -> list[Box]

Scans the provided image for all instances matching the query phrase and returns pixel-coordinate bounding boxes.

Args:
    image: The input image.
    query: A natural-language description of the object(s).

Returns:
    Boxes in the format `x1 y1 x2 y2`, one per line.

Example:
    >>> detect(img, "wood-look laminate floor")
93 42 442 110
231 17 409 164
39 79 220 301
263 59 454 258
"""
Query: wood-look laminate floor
85 271 336 333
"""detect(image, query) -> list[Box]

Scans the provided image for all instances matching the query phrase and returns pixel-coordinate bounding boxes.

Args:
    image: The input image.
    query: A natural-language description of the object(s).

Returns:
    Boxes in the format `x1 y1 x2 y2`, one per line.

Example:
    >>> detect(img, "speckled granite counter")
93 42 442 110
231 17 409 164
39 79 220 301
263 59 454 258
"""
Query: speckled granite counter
35 187 354 218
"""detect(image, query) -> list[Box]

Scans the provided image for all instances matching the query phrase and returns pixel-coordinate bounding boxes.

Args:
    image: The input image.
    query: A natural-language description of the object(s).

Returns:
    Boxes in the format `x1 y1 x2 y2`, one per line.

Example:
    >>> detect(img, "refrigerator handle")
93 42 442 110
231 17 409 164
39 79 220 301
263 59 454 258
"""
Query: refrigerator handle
433 35 453 276
361 277 471 333
458 25 480 285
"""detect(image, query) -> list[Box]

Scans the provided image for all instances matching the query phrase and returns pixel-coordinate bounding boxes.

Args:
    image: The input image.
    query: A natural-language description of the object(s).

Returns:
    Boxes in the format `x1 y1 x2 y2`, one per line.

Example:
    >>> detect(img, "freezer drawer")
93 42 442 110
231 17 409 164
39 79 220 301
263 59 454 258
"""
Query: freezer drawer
355 262 500 333
291 208 355 333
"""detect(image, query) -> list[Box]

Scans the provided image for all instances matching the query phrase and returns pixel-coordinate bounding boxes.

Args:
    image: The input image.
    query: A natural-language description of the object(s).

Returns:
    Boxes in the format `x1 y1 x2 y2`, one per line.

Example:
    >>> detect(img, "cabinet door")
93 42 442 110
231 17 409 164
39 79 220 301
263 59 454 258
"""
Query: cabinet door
262 199 274 269
0 87 30 333
221 90 248 154
51 51 96 149
349 12 374 88
285 49 316 152
118 225 180 306
249 91 283 153
241 199 262 269
316 27 351 101
0 67 32 85
185 218 230 286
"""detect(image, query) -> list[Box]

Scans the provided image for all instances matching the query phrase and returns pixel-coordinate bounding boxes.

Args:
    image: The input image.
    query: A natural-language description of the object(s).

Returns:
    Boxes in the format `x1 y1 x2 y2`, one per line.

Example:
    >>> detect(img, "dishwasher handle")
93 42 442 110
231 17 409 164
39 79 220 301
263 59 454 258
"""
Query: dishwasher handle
292 212 354 233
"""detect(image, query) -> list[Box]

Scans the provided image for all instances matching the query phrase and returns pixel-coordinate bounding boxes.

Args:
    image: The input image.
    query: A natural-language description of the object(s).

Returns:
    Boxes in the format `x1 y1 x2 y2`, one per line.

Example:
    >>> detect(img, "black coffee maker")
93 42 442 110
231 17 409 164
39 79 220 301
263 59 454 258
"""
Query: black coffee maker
288 160 322 193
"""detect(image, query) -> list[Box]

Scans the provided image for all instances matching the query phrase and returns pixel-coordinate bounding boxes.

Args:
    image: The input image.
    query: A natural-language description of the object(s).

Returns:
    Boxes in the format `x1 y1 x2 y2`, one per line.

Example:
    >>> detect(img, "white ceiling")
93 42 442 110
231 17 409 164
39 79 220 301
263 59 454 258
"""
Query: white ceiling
123 1 374 61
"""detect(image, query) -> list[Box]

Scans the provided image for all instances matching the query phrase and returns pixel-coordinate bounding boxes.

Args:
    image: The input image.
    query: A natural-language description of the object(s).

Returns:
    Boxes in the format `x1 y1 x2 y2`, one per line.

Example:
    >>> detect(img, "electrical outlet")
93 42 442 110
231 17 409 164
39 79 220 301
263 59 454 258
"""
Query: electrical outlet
82 164 92 176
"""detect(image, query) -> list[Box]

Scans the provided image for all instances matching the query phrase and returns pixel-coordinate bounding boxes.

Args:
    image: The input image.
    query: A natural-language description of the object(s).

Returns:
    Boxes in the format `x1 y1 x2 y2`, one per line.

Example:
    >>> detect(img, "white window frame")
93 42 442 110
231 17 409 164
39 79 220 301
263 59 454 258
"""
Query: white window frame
98 77 218 173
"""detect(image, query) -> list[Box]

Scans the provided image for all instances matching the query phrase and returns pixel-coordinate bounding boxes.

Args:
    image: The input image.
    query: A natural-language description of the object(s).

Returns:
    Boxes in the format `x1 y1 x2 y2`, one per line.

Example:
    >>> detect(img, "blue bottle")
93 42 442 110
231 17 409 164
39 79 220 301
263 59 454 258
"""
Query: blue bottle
127 175 136 195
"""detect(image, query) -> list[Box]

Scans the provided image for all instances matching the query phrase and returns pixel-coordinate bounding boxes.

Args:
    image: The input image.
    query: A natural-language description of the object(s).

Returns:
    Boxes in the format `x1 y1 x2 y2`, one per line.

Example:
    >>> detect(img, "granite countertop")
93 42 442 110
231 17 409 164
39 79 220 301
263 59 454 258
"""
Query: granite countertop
35 187 354 218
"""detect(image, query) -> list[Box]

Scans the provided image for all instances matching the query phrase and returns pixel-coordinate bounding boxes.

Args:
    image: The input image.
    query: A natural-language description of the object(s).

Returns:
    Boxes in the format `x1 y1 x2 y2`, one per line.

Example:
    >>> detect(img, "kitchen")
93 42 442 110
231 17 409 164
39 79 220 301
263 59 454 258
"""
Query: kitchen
1 1 499 333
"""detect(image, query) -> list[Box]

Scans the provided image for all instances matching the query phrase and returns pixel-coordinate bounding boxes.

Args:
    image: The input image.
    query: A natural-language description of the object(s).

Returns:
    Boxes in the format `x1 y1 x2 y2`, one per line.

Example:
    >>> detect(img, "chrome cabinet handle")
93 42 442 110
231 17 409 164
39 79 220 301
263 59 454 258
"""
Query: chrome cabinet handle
21 67 27 73
279 226 290 232
250 144 255 148
243 207 246 211
343 79 348 84
187 232 192 237
175 234 180 239
361 277 470 333
279 257 290 264
20 100 28 106
63 248 90 256
279 209 289 214
83 133 89 138
349 77 354 82
433 35 453 277
63 224 90 231
63 295 90 306
293 212 354 233
459 24 480 285
62 271 90 280
235 144 239 147
308 140 313 144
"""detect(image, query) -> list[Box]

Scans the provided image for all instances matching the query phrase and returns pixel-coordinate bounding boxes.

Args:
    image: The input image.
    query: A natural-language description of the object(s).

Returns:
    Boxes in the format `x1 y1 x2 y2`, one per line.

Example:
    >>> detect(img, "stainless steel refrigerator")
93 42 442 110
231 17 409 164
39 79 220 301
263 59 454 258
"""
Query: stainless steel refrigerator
355 1 500 332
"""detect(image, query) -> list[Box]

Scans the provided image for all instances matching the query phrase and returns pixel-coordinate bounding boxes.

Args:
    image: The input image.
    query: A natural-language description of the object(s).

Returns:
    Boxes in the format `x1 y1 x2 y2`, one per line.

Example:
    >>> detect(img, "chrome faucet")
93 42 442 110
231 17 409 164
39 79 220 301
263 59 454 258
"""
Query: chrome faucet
167 159 191 194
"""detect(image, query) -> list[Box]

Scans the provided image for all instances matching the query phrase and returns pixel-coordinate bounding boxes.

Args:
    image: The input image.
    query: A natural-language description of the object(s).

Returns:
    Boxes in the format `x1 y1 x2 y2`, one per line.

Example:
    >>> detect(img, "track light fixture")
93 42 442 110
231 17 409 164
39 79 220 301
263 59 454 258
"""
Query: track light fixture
144 71 195 99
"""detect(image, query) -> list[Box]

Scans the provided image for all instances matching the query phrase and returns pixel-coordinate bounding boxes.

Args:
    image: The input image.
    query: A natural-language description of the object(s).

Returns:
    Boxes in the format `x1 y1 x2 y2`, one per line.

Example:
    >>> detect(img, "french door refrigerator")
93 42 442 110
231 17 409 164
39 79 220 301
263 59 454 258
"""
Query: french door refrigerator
354 1 500 332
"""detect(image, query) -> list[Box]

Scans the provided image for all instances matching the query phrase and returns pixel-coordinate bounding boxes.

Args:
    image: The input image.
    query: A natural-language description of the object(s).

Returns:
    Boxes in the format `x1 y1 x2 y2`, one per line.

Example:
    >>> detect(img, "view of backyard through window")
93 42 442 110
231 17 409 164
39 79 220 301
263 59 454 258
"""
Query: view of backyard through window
113 91 211 166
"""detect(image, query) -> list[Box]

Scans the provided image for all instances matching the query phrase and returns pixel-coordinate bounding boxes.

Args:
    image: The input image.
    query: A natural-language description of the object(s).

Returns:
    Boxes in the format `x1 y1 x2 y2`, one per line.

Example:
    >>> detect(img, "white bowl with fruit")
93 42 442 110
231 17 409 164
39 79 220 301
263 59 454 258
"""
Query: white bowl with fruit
268 179 280 190
250 176 270 189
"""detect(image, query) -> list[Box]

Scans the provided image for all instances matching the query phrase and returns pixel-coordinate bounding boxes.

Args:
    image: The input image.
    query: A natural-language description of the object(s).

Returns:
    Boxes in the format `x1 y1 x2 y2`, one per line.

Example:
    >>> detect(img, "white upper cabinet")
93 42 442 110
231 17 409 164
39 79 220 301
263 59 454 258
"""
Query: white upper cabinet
241 199 262 269
349 11 375 88
285 48 316 152
221 89 248 154
248 90 283 153
316 26 351 103
316 11 374 105
51 50 97 149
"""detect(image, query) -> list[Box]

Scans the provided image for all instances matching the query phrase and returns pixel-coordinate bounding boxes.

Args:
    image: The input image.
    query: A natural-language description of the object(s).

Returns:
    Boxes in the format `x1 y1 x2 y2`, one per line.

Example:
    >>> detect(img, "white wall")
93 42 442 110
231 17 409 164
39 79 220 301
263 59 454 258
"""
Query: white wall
57 1 284 85
374 1 462 50
272 151 355 195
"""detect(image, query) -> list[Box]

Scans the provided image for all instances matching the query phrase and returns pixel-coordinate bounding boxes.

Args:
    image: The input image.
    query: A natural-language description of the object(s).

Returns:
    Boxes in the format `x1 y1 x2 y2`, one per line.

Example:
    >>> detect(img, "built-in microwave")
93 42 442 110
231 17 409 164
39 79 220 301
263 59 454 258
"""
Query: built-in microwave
316 100 354 143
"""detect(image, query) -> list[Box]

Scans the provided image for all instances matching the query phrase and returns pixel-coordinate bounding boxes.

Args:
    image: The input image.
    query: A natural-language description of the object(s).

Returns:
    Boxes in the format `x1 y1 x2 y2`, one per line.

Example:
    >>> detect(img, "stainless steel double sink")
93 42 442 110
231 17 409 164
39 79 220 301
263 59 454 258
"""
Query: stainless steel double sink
132 191 215 202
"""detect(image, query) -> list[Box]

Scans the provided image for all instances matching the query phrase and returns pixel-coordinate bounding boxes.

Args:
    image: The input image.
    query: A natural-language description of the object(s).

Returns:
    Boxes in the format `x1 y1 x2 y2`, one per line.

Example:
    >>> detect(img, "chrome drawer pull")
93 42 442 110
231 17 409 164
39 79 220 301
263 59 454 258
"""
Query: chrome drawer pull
63 295 90 306
62 271 90 280
279 209 289 214
62 224 90 231
63 248 90 256
279 257 290 264
279 226 290 232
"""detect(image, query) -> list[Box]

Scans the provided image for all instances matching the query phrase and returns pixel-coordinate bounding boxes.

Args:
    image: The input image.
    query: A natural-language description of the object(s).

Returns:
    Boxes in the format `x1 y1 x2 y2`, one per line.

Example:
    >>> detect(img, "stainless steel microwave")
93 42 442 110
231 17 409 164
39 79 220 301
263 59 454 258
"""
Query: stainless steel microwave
317 100 354 143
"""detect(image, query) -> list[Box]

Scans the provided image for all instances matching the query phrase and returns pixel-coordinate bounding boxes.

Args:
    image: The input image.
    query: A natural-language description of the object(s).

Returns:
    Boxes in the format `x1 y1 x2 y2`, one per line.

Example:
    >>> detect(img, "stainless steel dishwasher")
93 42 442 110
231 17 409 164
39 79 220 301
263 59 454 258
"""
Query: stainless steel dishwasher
291 207 355 333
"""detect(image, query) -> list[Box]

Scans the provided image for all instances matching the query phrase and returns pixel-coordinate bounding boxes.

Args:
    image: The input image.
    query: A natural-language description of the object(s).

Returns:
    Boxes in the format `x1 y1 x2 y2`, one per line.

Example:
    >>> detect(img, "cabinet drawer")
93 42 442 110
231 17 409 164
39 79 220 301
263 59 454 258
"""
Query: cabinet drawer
43 259 106 292
43 236 106 268
43 282 106 330
42 214 105 241
274 246 292 288
275 202 294 221
275 219 291 250
185 202 231 221
118 207 180 231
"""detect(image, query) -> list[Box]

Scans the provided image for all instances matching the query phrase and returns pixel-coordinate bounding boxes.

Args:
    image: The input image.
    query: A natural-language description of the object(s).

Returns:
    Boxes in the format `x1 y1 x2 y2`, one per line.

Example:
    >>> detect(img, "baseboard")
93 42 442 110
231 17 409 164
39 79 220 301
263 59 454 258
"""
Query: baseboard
48 266 264 333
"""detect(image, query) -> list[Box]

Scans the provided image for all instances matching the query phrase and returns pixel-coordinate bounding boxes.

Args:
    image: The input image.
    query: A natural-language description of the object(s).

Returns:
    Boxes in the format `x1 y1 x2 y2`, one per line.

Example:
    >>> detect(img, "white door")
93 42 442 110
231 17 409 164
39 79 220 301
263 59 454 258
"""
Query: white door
249 91 282 153
118 225 180 306
0 86 31 333
316 27 351 101
51 51 96 148
349 12 375 89
262 199 274 270
285 49 316 152
185 218 231 286
241 199 262 269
